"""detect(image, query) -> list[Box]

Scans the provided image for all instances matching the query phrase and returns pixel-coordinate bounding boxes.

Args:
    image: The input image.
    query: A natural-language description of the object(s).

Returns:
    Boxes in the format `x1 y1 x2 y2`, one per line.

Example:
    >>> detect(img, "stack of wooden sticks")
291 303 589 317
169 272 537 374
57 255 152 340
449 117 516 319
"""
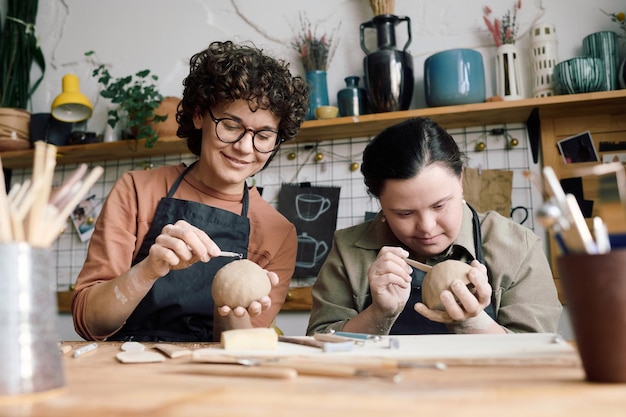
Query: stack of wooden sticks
0 142 103 247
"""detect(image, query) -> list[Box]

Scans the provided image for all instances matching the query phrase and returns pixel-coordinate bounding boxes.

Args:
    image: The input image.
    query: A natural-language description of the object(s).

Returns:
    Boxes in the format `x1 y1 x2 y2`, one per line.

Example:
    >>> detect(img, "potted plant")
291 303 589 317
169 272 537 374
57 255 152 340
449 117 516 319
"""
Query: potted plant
0 0 45 150
87 51 168 148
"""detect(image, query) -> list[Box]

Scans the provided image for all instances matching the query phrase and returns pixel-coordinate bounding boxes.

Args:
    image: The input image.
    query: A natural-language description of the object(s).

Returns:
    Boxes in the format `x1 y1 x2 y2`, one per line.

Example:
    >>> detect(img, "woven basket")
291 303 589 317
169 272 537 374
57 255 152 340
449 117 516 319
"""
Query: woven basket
0 108 31 151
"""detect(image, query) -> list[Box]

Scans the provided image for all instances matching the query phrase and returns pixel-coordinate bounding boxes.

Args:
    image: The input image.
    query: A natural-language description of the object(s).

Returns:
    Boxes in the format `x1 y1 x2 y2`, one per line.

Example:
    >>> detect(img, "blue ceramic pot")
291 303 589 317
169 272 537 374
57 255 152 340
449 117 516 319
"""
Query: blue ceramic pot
424 48 486 107
306 70 330 120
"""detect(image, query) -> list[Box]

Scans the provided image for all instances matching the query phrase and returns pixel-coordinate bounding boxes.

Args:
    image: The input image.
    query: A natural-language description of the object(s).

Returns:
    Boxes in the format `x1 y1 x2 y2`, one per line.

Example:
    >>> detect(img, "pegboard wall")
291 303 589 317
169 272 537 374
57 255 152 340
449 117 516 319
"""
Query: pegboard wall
8 122 542 291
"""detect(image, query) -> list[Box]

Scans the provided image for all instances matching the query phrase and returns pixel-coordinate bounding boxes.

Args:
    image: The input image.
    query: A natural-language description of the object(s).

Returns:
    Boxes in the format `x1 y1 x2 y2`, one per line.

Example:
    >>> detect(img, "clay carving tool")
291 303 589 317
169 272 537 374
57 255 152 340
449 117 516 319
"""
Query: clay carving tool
180 364 297 379
333 331 383 342
153 343 193 358
218 251 243 259
405 258 432 273
72 342 98 358
191 355 402 382
263 360 403 382
278 335 354 352
561 194 597 254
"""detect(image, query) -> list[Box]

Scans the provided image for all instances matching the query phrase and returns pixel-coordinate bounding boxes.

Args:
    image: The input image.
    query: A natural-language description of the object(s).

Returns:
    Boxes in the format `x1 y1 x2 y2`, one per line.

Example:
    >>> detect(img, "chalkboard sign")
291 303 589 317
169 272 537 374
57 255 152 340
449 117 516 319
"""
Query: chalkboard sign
278 183 340 279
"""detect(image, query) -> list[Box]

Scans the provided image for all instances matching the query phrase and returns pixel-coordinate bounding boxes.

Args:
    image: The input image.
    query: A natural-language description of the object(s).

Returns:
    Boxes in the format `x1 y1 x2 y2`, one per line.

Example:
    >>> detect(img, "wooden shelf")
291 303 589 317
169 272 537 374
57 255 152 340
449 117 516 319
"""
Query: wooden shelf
3 89 626 170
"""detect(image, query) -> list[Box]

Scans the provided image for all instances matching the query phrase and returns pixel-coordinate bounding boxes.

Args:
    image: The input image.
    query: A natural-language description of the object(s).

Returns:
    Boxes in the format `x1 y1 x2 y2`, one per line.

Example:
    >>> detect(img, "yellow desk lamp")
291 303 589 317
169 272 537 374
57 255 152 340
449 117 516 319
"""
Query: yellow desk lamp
51 74 93 123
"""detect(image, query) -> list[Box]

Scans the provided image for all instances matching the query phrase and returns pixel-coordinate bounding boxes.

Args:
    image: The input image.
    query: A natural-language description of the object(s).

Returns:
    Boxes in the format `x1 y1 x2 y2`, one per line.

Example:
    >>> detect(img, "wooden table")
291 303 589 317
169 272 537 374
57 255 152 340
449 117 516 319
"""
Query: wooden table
1 335 625 417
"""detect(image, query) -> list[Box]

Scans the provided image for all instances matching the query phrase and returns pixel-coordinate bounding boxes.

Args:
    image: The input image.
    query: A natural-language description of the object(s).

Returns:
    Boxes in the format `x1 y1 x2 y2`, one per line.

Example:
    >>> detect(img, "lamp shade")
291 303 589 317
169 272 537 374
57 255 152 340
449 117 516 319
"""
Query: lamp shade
51 74 93 122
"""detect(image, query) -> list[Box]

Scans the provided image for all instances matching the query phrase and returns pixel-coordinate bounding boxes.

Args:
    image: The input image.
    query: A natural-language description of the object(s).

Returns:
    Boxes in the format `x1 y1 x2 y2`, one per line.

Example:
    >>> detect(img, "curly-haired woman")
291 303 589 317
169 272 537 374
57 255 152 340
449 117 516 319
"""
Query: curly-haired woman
72 41 309 342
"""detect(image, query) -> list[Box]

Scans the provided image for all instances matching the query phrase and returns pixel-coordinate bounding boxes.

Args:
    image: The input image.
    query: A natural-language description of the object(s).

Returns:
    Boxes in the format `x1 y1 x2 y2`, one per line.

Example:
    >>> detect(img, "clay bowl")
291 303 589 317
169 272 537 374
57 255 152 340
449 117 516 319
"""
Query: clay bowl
315 105 339 120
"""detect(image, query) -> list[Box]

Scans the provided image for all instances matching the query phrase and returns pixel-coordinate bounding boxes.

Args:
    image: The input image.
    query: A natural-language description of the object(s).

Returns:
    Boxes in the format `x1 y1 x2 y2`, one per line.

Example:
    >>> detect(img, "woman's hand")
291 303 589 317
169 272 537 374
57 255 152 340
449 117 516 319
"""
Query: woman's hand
216 271 279 318
143 219 222 279
414 260 502 333
367 246 413 317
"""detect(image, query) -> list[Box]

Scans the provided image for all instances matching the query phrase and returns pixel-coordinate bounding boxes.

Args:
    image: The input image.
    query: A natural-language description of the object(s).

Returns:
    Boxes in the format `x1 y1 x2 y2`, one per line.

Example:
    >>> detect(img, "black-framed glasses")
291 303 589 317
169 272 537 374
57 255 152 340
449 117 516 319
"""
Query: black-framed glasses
207 108 282 153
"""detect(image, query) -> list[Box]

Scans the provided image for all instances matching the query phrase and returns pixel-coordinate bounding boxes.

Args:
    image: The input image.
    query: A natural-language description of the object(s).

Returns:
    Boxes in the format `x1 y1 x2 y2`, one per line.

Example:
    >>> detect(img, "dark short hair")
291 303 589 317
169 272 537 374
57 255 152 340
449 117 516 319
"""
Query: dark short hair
361 117 467 197
177 40 309 156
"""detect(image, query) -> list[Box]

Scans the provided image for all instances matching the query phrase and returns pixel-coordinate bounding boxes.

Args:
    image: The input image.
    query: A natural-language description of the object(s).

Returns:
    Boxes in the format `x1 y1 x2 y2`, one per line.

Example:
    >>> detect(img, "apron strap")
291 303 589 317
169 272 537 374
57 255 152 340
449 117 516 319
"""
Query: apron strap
168 161 249 217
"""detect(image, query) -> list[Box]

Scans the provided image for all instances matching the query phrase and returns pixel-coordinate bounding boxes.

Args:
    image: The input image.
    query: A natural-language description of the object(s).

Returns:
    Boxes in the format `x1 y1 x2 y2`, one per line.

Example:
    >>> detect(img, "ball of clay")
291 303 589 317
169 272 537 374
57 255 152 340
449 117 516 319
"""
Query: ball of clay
212 259 271 308
421 259 472 310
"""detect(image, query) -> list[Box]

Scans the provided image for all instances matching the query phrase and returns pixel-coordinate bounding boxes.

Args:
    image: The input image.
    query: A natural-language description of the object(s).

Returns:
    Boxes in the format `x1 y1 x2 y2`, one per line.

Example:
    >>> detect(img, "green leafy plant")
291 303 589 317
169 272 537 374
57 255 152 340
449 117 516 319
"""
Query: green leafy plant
87 51 166 148
0 0 45 109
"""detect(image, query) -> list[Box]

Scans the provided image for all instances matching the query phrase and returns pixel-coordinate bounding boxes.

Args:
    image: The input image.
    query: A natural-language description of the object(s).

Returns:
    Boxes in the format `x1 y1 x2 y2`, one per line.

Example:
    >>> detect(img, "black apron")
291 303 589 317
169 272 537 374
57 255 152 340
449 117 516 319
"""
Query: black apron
110 162 250 342
390 205 496 335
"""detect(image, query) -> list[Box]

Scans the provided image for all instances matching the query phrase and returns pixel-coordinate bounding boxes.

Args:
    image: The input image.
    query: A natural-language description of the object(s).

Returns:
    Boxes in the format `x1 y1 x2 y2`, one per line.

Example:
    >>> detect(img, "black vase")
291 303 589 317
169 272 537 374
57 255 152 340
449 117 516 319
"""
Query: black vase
360 14 414 113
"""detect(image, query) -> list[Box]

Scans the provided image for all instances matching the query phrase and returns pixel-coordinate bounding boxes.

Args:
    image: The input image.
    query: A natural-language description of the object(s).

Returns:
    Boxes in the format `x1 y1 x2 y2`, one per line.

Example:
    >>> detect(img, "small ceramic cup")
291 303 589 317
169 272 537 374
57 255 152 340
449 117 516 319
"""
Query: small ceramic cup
315 105 339 120
424 48 486 107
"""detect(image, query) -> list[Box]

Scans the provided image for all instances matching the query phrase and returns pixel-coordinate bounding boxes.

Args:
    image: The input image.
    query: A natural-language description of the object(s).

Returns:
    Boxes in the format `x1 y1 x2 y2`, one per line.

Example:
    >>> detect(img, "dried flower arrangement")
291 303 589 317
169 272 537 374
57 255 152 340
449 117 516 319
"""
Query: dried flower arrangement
291 13 340 73
370 0 395 16
483 1 522 46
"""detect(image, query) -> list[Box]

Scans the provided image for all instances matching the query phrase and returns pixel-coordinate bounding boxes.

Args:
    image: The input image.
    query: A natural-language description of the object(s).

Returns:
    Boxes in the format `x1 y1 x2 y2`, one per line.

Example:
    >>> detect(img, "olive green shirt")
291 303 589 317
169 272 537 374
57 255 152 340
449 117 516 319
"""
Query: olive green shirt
307 204 562 335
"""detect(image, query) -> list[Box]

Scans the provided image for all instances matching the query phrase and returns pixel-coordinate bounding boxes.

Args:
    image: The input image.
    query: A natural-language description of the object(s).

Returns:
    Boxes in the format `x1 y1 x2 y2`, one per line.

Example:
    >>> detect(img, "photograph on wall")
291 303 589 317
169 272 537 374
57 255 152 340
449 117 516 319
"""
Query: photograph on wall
557 131 599 164
278 183 340 281
71 194 101 242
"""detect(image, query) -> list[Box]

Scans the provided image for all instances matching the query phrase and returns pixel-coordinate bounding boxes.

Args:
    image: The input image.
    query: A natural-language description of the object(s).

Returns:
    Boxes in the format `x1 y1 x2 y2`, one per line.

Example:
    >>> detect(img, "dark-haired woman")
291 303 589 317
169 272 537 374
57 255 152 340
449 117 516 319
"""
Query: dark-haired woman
72 41 309 342
307 117 561 336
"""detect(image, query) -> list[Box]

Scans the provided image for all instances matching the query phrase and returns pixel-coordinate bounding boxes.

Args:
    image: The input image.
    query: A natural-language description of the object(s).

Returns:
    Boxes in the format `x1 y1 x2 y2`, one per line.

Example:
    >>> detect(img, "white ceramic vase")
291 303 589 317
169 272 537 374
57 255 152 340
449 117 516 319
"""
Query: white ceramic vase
530 23 558 98
495 44 524 101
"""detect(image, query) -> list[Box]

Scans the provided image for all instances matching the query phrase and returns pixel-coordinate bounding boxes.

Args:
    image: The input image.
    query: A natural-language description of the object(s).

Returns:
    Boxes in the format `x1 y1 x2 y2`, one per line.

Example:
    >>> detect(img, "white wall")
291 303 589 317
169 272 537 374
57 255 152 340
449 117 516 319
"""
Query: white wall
7 0 623 339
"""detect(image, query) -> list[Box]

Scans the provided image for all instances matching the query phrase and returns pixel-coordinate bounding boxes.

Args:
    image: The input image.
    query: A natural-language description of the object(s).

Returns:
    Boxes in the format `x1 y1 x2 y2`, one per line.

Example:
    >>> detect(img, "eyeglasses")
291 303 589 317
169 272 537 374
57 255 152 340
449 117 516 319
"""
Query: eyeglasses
207 108 282 153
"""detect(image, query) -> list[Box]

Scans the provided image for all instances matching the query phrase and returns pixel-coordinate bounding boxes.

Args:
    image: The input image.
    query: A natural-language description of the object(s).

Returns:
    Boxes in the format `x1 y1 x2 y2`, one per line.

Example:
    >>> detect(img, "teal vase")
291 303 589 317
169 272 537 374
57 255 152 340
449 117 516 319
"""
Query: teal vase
306 70 329 120
337 76 368 116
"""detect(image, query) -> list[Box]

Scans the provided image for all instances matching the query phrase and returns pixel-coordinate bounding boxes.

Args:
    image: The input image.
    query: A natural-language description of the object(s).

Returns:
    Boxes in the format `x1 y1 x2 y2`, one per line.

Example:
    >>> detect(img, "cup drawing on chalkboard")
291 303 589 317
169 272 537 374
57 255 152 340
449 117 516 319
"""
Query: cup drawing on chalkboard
296 233 329 269
295 193 331 221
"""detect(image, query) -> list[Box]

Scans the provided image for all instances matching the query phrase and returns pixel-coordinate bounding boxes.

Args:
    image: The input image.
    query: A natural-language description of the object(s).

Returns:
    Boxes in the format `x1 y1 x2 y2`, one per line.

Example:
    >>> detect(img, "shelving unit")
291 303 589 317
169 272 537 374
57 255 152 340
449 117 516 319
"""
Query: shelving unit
2 89 626 170
5 89 626 310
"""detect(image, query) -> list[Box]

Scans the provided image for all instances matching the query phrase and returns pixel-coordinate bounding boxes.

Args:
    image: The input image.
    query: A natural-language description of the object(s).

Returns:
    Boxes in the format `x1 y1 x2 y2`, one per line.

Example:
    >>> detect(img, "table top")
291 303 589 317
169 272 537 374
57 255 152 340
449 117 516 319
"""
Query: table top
1 334 625 417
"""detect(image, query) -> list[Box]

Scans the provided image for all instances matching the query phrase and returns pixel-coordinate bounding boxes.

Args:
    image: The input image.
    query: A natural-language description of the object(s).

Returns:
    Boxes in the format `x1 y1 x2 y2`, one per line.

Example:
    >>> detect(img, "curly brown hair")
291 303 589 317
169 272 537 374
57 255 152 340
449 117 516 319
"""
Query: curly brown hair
177 40 309 156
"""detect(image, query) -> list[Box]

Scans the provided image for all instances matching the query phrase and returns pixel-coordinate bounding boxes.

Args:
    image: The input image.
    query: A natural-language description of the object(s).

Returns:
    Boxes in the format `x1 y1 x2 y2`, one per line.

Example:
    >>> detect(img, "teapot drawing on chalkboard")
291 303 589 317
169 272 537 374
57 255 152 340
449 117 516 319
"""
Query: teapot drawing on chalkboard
296 233 328 269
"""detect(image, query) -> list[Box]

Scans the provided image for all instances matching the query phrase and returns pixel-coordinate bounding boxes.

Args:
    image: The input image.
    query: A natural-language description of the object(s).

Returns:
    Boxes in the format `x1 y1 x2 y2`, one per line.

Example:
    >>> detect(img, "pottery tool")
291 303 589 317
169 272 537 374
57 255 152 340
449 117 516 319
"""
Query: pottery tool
49 163 88 209
405 258 432 273
73 342 99 358
570 162 626 235
0 145 103 248
41 164 104 247
180 364 298 379
191 355 402 381
153 343 193 358
561 194 597 254
218 251 243 259
541 166 596 254
593 216 611 254
334 331 383 342
278 335 354 352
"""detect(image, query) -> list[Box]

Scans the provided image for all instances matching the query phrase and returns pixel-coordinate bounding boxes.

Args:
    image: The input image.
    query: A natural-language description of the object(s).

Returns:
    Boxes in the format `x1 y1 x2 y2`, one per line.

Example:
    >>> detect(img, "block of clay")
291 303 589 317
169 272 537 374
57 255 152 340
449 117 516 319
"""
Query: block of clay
220 328 278 351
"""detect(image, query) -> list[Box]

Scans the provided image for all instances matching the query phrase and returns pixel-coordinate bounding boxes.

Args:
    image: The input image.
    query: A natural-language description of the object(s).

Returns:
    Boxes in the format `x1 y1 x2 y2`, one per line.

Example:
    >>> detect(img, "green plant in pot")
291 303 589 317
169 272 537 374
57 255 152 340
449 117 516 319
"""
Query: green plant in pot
0 0 45 149
88 51 167 148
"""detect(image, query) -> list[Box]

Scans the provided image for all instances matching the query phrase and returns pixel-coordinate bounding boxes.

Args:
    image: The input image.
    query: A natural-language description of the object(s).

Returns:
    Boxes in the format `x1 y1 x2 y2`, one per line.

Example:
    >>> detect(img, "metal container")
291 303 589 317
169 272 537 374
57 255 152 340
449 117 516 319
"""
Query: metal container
0 243 65 396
